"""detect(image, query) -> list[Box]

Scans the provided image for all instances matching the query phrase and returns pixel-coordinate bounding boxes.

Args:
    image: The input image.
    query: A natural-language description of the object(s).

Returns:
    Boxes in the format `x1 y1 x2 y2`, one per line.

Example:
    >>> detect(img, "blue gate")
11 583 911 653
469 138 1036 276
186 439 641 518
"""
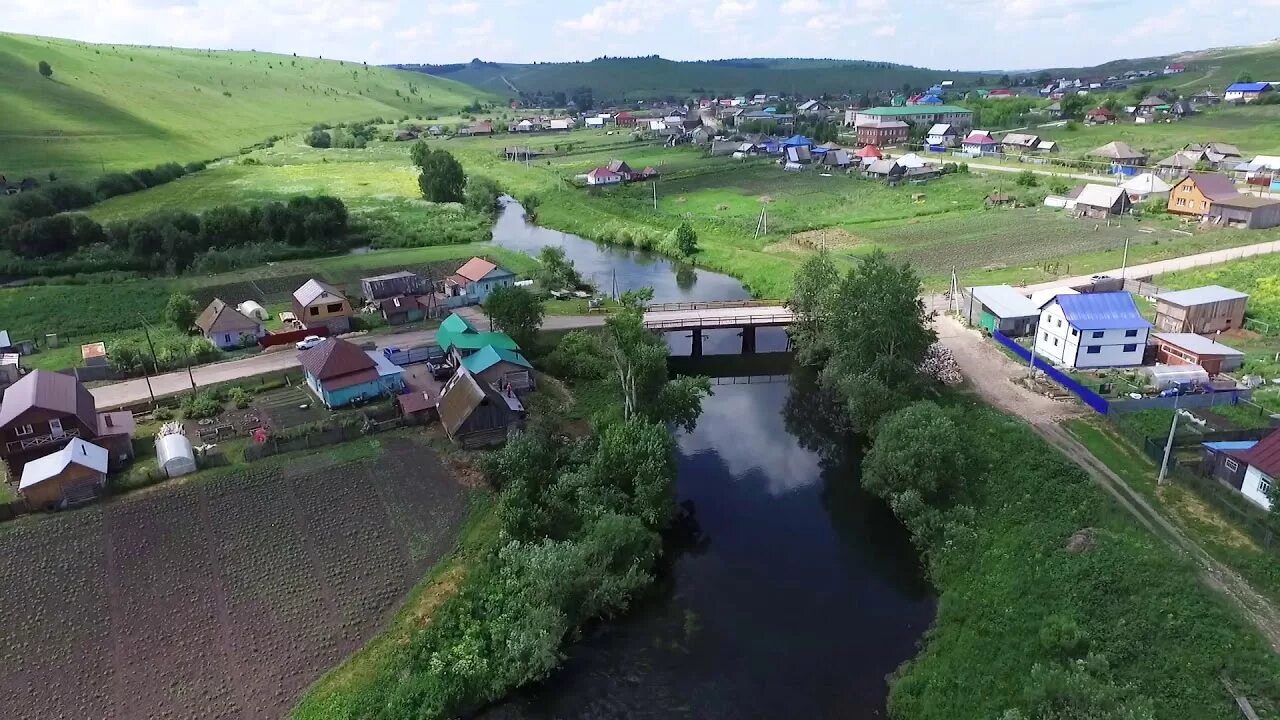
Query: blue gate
991 330 1111 414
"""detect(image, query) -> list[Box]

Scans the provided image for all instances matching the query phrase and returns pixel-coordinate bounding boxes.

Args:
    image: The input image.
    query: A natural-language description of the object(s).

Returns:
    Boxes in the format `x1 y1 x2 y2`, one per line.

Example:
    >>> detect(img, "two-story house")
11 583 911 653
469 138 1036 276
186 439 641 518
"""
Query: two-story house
1167 173 1240 218
1033 292 1151 369
0 370 134 480
291 279 354 333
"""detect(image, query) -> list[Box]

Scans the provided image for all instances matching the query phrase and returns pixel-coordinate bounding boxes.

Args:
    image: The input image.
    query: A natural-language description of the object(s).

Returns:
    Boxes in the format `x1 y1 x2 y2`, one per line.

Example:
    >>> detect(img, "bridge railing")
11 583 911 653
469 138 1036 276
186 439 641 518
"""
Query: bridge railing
645 299 786 312
643 312 794 330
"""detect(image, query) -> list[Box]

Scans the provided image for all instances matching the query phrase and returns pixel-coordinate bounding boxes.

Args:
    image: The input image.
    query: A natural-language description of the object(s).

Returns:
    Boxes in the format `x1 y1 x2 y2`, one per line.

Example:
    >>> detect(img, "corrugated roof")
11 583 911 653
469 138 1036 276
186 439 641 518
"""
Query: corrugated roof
297 338 375 381
0 369 97 432
1075 183 1127 209
362 270 416 282
860 105 972 116
437 368 485 437
1213 195 1280 210
20 438 108 489
1121 173 1172 193
1227 82 1272 93
1046 292 1152 330
969 285 1041 319
1238 428 1280 478
293 278 346 307
1089 141 1145 160
1179 173 1239 201
1203 440 1258 452
440 313 476 335
1154 285 1248 307
1152 333 1243 357
195 298 260 334
461 346 533 374
445 331 520 351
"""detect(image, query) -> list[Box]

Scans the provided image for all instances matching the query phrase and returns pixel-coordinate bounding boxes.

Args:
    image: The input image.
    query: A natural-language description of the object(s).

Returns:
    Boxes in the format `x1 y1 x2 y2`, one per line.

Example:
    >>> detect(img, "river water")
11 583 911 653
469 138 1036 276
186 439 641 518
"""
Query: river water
480 200 935 719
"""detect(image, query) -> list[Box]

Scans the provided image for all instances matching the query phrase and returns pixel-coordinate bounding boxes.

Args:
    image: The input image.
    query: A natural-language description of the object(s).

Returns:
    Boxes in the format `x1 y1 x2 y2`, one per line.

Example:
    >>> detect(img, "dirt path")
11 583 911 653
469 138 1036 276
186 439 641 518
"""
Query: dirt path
935 314 1280 653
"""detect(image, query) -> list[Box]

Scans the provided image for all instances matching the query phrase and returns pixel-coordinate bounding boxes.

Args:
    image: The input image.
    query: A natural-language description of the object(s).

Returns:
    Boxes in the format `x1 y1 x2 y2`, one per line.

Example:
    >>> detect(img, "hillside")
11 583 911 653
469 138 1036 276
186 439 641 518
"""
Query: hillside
0 33 493 179
1037 41 1280 90
398 56 972 103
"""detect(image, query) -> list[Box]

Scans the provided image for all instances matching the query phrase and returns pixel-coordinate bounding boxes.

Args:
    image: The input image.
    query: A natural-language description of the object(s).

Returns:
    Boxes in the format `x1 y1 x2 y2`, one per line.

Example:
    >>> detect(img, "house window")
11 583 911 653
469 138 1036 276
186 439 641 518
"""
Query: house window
15 423 33 436
49 418 63 436
1056 319 1062 328
1123 344 1138 352
1086 346 1101 354
1225 457 1239 473
1092 331 1104 338
1042 332 1049 342
1261 476 1273 495
326 303 343 313
1124 329 1138 337
309 306 319 316
1052 338 1059 346
1070 328 1078 336
224 333 232 344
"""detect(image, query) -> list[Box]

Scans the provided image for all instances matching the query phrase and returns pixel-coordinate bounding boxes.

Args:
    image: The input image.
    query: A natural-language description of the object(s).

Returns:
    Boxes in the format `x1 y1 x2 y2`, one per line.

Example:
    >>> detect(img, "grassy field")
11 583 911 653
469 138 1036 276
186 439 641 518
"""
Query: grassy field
1033 104 1280 160
0 32 491 179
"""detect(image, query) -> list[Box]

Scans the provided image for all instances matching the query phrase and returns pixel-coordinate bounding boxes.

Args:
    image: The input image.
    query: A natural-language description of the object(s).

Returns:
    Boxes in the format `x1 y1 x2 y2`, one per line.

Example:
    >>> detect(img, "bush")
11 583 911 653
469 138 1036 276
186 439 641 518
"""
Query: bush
152 407 174 421
180 390 223 420
184 160 208 173
305 130 332 148
1015 169 1039 187
94 172 146 200
228 387 251 409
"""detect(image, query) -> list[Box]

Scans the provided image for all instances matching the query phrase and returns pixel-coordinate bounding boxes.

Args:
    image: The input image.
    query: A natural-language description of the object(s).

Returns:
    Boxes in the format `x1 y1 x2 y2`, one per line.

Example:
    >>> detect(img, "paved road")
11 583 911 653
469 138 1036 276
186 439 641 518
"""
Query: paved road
643 305 794 331
1022 239 1280 293
89 310 606 408
922 155 1114 184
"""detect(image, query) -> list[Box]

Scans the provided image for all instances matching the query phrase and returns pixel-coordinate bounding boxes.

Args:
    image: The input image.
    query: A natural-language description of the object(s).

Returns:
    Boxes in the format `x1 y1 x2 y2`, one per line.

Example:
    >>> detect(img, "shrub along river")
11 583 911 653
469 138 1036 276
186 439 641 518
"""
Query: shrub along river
479 199 936 718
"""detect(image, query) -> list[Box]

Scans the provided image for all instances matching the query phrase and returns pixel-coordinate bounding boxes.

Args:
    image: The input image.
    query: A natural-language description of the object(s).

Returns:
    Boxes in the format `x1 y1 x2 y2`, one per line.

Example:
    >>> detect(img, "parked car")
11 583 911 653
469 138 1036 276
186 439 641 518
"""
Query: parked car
295 335 324 351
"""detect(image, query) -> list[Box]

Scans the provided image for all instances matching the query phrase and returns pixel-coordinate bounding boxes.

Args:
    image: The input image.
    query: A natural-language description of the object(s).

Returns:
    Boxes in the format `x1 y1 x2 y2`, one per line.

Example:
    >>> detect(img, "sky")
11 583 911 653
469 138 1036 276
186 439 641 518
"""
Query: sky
5 0 1279 70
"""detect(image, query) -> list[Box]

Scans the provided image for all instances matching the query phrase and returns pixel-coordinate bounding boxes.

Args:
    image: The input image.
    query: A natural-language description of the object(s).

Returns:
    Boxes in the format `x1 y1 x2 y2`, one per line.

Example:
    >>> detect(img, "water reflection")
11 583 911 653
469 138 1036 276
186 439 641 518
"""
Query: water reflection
478 378 934 720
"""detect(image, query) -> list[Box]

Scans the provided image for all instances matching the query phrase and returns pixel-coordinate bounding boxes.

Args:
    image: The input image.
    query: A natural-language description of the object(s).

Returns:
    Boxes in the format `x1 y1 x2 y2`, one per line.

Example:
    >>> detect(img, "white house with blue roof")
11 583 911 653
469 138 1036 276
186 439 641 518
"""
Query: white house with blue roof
1034 292 1152 369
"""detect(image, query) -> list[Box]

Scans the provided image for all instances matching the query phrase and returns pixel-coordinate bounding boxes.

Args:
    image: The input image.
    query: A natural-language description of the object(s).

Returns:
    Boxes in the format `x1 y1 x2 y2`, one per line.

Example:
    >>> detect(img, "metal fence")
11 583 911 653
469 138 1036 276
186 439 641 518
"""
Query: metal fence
992 330 1111 414
382 345 437 367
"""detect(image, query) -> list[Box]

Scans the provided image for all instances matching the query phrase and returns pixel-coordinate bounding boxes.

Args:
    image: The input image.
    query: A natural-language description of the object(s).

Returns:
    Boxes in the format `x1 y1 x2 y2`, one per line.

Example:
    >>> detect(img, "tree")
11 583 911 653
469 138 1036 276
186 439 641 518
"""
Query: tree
464 176 502 215
787 250 839 365
1016 170 1039 187
304 130 331 148
674 221 698 256
1236 71 1254 84
533 245 582 290
415 147 466 203
483 286 544 349
823 250 937 432
38 60 52 79
164 293 199 332
1059 94 1087 119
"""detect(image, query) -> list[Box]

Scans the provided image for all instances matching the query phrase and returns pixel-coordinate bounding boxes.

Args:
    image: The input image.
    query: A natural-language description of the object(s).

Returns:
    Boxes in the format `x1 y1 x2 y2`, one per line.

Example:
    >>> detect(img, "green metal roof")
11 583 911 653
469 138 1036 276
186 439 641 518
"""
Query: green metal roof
461 345 532 374
446 331 519 351
859 105 972 116
436 313 477 351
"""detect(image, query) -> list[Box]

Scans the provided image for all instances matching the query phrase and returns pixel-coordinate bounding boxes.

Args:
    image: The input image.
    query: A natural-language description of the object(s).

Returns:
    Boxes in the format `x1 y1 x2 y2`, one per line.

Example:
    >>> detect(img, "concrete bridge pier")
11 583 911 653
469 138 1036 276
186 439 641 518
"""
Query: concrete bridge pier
740 326 756 354
690 329 704 357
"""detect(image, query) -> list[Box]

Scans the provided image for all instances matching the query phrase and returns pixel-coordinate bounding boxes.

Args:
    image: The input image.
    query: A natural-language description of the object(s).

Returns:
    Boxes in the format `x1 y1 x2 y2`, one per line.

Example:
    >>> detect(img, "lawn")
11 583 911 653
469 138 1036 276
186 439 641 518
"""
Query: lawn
0 32 490 179
1031 105 1280 161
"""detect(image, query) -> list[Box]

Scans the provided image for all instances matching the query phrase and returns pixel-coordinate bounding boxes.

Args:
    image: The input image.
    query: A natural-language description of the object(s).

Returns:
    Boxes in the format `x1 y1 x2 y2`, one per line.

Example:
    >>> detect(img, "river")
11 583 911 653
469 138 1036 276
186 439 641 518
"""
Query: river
480 200 936 719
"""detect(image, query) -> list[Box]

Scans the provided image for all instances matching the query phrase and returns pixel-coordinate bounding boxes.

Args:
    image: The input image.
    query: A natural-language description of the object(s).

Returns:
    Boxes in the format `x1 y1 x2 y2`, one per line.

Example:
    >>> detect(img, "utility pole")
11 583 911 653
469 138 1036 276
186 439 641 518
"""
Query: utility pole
1157 395 1180 486
136 316 159 406
653 179 657 211
1120 237 1130 281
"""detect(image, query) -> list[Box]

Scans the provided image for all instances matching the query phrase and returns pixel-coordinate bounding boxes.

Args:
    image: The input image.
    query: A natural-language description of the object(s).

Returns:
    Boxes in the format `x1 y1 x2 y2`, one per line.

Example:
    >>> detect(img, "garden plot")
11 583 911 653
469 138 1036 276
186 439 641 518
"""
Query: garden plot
0 437 471 720
255 386 327 429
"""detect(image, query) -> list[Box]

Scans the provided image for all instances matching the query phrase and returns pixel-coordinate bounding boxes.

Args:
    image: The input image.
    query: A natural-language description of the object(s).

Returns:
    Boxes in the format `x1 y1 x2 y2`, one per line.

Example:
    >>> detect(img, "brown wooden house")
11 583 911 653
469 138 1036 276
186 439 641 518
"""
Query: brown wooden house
436 368 526 449
1167 173 1239 217
18 437 108 510
0 370 104 479
1153 285 1248 333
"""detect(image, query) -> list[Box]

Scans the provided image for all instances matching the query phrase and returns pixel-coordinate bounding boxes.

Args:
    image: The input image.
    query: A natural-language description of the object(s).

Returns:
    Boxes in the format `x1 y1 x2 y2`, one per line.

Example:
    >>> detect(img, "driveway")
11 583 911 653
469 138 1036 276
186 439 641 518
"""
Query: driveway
90 309 607 408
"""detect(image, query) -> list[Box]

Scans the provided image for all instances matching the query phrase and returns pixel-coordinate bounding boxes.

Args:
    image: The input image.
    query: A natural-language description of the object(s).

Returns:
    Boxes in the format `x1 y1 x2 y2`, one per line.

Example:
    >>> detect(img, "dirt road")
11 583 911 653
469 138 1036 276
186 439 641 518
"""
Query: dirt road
936 314 1280 652
90 310 607 408
1022 239 1280 294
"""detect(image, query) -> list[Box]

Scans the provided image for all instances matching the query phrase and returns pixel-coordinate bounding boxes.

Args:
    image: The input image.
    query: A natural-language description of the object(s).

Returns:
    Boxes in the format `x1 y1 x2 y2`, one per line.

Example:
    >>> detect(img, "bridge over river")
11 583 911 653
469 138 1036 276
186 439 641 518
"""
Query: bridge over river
643 300 793 355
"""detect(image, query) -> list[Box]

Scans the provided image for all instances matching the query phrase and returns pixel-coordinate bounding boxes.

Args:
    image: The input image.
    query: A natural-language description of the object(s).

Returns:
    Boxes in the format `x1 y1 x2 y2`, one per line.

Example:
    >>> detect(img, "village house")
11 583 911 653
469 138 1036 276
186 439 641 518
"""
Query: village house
1089 141 1147 167
963 285 1040 336
1164 63 1186 74
1073 184 1133 219
0 370 134 479
361 270 424 301
614 111 637 127
443 257 516 306
1207 195 1280 229
18 437 109 510
1190 89 1221 106
961 130 998 154
1201 440 1255 497
1224 82 1273 103
460 345 535 392
379 295 432 325
297 337 404 409
291 279 353 334
194 298 265 350
1001 133 1041 153
606 159 634 180
1120 172 1172 202
925 123 959 147
436 313 522 364
1167 173 1240 218
586 167 623 186
1084 107 1117 124
1153 285 1248 334
796 99 830 116
1034 292 1151 369
1150 333 1244 375
436 367 526 448
461 120 494 136
1213 429 1280 510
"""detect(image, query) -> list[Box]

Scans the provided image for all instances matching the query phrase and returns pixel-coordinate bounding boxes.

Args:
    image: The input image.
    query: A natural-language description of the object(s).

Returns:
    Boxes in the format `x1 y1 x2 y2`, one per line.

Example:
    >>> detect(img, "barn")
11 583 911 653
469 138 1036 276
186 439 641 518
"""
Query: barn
1150 333 1244 374
963 285 1040 336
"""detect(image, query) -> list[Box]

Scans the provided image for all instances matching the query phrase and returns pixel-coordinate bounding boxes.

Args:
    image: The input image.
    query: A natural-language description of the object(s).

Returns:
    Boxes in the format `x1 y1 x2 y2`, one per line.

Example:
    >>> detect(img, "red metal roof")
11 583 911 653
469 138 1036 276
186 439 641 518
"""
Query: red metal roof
854 144 882 158
297 338 375 381
455 257 498 283
0 369 98 433
1238 429 1280 478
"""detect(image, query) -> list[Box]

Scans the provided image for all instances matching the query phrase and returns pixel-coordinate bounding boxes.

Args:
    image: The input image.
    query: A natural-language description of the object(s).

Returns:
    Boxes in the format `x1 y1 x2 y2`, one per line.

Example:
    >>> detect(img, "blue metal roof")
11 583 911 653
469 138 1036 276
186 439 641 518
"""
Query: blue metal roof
782 135 814 146
1203 440 1258 452
1048 292 1152 330
1227 82 1271 93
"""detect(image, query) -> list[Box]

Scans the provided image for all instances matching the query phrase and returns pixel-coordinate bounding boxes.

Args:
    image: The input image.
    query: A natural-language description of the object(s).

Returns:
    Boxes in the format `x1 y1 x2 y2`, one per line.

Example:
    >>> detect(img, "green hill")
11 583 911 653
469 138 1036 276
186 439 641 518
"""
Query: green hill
0 33 493 179
401 56 974 103
1036 41 1280 91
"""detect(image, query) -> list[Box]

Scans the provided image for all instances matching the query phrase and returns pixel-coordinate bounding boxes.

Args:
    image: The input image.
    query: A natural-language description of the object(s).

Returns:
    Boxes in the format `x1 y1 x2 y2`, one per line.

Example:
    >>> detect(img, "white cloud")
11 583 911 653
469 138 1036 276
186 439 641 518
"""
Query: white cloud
713 0 757 22
873 23 896 37
440 1 480 16
780 0 824 14
558 1 672 34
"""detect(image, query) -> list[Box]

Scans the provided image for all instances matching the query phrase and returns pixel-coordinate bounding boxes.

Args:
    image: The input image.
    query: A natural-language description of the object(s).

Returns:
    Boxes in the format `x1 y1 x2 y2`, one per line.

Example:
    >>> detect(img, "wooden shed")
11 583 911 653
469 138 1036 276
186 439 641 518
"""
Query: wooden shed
19 438 108 510
1153 285 1248 334
1150 333 1244 375
963 285 1040 336
1206 195 1280 229
436 368 526 449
